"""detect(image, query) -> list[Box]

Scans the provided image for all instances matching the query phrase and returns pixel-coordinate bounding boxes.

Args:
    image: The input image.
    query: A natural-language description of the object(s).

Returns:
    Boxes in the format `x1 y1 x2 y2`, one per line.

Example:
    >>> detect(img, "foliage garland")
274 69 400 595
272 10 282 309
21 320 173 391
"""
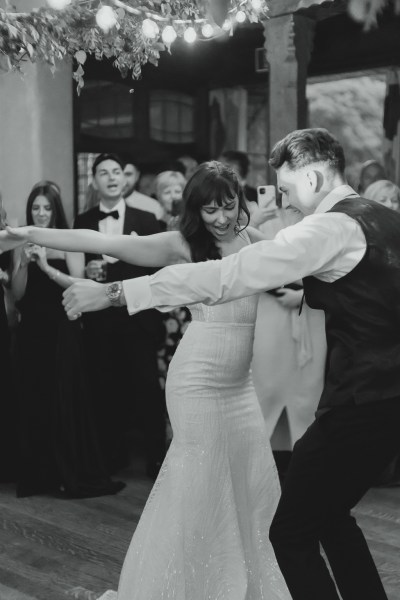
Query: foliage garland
0 0 268 92
0 0 398 92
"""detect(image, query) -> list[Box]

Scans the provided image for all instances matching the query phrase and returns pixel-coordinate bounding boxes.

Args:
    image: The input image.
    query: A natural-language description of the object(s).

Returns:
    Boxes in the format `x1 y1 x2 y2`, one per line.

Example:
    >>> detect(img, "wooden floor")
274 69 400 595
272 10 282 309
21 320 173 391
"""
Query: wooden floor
0 458 399 600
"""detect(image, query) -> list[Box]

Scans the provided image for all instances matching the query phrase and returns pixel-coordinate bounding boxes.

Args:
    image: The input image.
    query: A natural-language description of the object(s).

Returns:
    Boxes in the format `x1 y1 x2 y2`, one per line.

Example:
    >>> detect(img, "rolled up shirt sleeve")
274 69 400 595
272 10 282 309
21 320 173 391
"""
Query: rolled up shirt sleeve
122 212 366 315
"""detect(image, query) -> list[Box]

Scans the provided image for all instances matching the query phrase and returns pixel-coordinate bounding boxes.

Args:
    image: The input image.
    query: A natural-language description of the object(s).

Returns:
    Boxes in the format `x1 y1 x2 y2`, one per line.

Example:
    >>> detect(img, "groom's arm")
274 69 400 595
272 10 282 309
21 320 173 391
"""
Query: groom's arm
122 212 365 314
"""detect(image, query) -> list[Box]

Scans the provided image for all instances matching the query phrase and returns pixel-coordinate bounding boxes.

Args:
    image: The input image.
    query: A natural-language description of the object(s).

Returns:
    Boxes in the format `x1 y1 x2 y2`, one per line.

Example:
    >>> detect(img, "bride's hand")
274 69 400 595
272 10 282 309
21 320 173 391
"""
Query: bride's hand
0 225 31 253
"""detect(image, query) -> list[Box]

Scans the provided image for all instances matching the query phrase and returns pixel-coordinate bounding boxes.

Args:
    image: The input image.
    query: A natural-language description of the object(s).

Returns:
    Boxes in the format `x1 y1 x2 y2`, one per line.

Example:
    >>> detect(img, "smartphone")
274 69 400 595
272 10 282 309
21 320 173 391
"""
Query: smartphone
257 185 276 210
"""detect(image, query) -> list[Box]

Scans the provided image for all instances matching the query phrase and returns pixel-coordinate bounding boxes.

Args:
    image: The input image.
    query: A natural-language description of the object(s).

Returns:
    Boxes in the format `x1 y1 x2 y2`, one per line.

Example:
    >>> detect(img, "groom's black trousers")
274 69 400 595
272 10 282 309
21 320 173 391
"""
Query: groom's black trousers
269 397 400 600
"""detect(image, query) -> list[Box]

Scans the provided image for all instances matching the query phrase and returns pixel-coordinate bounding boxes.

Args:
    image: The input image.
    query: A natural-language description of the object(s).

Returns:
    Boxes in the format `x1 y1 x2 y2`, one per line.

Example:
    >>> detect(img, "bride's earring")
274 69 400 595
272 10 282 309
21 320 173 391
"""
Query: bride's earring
234 221 240 235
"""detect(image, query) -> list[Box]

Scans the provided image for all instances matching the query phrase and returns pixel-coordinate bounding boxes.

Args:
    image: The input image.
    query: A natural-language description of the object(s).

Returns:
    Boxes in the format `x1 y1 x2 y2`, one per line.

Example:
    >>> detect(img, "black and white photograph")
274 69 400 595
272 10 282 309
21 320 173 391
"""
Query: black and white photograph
0 0 399 598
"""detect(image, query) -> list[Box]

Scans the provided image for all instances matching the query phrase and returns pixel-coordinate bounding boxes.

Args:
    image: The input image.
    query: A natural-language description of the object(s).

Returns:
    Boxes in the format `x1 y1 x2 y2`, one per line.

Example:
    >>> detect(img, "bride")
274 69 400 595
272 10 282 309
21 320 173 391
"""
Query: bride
1 161 291 600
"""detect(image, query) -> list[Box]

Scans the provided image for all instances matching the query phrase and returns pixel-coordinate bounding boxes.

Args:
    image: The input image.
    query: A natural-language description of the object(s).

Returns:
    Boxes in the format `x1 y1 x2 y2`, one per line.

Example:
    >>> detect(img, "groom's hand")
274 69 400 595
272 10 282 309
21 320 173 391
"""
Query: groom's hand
63 279 111 319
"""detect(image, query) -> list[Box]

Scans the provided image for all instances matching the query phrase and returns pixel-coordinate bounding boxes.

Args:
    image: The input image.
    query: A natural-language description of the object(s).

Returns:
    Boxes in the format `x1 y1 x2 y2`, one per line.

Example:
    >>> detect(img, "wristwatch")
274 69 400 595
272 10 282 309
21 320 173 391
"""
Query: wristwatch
105 281 123 307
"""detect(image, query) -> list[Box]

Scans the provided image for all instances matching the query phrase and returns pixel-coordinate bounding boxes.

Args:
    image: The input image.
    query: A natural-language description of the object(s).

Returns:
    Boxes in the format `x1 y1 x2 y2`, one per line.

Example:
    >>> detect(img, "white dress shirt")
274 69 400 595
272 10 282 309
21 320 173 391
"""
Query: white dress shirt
98 198 125 263
125 190 164 220
122 185 367 315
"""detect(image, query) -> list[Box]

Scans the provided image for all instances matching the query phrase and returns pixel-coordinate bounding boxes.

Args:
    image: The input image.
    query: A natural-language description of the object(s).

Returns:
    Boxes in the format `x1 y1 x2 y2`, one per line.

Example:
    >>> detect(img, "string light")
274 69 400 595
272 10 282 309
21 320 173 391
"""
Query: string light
95 5 117 31
183 26 197 43
251 0 263 10
142 18 159 38
92 0 267 41
46 0 70 9
161 25 177 44
201 23 214 38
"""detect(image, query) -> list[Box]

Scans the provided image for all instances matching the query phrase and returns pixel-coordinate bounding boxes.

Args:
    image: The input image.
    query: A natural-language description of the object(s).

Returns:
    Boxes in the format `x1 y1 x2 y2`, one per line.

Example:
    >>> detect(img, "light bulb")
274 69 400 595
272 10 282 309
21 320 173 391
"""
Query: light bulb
235 10 246 23
201 23 214 38
183 26 197 43
161 25 177 44
251 0 262 11
222 19 231 31
46 0 70 9
95 5 117 31
142 18 159 39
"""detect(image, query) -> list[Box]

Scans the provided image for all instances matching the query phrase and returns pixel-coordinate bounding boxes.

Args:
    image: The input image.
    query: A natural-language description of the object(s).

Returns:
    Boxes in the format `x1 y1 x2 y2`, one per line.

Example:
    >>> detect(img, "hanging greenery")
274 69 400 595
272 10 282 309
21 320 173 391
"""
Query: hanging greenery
0 0 268 92
0 0 398 93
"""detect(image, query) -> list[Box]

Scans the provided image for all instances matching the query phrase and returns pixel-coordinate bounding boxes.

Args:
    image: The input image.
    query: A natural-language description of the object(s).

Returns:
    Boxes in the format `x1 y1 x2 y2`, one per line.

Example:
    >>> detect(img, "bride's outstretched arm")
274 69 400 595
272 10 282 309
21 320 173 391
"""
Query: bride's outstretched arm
3 226 190 267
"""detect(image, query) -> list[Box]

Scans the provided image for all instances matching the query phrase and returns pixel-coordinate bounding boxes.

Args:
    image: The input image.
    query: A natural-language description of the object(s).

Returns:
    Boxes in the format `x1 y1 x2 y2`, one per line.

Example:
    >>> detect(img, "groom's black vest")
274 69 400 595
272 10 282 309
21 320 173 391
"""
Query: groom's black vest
303 197 400 411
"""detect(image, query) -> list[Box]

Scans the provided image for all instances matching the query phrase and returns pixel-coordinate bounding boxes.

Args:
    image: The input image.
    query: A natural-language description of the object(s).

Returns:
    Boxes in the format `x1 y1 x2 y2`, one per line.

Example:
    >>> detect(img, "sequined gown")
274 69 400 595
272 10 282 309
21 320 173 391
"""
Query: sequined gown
117 293 291 600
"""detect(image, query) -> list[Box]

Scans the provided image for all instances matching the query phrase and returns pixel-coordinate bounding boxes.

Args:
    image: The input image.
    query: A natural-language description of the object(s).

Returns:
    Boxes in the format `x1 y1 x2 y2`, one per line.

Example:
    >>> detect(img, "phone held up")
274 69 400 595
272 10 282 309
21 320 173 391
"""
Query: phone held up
257 185 277 211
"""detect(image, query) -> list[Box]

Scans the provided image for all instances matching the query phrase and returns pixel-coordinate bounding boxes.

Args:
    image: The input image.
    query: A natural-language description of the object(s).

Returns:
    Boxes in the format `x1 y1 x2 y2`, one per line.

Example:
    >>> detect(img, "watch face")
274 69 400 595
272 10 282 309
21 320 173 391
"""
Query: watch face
108 282 121 299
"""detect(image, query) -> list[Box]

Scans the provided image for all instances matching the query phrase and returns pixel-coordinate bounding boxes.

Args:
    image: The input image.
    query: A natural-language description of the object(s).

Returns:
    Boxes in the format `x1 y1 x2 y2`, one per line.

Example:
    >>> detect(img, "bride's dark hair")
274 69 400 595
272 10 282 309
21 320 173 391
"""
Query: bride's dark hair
179 161 250 263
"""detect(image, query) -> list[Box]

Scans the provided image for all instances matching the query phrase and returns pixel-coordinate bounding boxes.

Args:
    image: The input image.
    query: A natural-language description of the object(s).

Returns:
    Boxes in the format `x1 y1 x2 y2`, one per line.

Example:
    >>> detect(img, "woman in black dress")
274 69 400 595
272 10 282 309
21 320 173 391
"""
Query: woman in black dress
12 182 124 498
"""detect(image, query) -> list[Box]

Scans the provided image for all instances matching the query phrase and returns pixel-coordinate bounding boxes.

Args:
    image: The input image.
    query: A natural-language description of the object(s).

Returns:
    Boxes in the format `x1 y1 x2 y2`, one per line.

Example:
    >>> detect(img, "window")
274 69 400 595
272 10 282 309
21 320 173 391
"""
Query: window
76 152 99 214
79 81 134 139
149 90 194 143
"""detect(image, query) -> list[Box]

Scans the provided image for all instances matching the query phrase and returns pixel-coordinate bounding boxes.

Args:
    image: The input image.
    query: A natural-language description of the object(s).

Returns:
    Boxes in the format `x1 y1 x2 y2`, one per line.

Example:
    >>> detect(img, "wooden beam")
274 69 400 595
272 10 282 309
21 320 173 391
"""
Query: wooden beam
267 0 338 18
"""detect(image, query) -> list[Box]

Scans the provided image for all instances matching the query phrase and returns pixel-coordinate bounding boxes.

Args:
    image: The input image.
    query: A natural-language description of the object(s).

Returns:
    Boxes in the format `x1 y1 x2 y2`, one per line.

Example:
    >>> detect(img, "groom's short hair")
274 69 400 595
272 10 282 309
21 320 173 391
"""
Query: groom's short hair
269 128 345 175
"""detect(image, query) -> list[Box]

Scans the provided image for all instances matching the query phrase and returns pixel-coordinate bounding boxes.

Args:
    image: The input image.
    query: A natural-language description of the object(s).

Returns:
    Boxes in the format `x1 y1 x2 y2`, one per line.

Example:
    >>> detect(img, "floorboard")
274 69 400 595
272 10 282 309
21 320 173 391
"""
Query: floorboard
0 459 399 600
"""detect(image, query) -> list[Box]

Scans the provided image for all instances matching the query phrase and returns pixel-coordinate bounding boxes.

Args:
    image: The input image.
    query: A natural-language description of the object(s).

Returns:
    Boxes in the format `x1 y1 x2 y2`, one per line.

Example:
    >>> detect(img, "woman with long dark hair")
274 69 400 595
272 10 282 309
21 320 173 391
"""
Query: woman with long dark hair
11 182 124 498
2 163 290 599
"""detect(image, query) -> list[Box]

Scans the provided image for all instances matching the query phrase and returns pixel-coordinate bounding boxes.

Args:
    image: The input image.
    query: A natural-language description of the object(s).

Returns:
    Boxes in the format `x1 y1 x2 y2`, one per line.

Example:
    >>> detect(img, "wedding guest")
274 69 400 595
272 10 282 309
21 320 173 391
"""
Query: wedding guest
122 156 164 220
364 179 400 210
12 182 123 497
137 171 157 199
357 159 386 194
74 153 166 478
176 155 199 180
155 170 187 230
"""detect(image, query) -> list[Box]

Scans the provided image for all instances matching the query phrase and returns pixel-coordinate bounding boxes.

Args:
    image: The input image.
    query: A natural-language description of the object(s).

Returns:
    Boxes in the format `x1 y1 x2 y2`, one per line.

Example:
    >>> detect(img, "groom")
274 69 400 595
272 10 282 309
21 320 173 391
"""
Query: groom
63 128 400 600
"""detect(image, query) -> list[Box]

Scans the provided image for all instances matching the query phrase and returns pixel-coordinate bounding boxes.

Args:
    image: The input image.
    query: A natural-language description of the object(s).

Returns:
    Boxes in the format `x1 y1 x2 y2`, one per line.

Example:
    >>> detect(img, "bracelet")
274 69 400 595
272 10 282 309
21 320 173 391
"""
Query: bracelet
50 269 60 281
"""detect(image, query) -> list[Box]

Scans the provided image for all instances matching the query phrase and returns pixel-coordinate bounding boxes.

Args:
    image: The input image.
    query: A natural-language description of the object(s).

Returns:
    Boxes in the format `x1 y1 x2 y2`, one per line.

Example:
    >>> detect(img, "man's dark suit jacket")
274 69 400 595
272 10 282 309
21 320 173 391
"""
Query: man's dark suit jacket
74 204 163 338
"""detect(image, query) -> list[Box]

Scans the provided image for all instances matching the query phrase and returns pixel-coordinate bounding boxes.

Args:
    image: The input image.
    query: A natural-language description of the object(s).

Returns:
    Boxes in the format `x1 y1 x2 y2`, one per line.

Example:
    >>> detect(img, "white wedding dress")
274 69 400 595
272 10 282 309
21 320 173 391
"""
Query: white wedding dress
117 292 291 600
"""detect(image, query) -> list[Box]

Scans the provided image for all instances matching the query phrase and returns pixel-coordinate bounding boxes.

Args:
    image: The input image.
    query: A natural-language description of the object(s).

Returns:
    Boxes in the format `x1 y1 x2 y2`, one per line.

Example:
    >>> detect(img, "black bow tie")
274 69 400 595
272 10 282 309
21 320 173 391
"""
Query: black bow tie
98 209 119 221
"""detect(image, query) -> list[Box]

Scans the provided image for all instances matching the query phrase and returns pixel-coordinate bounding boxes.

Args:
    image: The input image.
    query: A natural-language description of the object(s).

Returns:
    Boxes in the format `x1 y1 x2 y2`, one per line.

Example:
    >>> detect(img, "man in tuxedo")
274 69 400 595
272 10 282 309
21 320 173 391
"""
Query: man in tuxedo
64 130 400 599
74 153 165 478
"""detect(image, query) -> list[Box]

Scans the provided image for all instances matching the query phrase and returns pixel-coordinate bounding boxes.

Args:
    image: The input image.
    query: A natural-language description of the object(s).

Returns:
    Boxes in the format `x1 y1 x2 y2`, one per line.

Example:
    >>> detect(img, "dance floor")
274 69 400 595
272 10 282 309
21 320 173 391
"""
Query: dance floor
0 458 399 600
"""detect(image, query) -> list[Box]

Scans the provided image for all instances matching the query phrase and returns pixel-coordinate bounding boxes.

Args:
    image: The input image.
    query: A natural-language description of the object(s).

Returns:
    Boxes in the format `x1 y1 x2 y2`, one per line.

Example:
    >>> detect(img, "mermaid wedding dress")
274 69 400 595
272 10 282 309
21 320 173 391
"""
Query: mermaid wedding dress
116 288 291 600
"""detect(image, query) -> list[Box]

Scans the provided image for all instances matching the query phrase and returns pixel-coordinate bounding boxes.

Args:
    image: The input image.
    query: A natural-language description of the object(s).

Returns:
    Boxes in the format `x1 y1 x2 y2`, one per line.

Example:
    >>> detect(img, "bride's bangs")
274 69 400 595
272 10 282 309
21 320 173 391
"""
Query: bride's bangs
200 174 237 208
